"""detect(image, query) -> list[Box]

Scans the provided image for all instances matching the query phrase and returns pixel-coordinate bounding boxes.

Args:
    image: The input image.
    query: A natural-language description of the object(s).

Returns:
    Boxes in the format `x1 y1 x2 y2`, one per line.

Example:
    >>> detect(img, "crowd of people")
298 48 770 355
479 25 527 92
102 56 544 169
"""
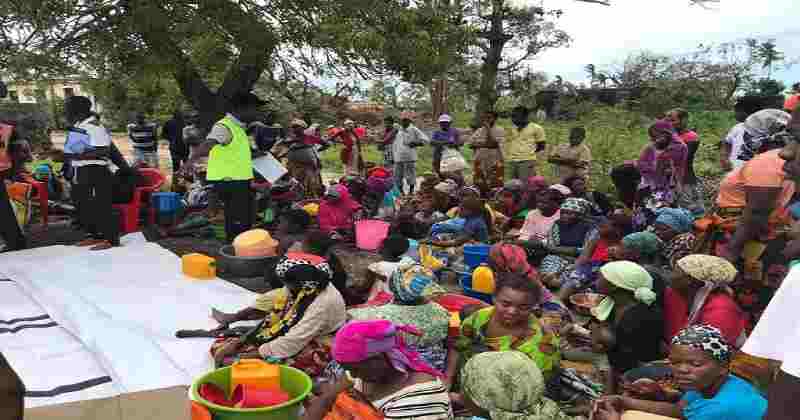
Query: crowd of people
3 90 800 420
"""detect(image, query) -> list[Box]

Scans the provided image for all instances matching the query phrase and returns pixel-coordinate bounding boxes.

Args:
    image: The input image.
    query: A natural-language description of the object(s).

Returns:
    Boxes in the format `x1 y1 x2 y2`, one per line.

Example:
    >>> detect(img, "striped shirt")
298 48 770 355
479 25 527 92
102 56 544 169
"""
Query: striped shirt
356 379 453 420
127 122 158 151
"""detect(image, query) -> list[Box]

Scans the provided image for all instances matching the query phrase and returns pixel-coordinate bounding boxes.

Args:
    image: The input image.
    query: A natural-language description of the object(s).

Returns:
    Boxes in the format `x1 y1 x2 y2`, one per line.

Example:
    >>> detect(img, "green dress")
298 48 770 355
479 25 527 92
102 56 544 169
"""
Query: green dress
457 307 561 380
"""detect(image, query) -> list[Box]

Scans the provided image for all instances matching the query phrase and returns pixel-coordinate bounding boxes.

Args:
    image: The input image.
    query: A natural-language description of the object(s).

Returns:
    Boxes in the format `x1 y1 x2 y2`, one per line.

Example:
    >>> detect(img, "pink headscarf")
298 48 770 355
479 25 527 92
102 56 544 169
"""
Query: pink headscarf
333 320 444 378
318 184 362 233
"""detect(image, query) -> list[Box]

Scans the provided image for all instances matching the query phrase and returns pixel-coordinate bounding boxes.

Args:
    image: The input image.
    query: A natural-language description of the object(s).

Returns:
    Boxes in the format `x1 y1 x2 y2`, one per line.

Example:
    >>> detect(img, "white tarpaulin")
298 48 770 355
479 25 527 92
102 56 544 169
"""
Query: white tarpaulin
0 239 257 414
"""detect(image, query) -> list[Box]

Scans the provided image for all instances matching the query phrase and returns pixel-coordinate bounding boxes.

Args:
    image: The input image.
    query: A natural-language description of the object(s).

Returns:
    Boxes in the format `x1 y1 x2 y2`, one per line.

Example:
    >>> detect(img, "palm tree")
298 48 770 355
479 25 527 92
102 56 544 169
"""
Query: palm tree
597 73 609 88
756 40 784 79
585 64 596 86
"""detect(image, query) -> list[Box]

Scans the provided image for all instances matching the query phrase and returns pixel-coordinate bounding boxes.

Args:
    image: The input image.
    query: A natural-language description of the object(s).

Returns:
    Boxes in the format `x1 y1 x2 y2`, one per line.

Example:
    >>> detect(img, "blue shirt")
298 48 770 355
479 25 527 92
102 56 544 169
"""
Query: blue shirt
681 375 767 420
463 216 489 243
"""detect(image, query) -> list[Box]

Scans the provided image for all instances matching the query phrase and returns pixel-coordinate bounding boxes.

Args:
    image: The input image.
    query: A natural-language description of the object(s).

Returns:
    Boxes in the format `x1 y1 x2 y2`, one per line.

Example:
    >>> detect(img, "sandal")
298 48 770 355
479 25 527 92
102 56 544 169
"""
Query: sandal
76 238 104 247
89 241 114 251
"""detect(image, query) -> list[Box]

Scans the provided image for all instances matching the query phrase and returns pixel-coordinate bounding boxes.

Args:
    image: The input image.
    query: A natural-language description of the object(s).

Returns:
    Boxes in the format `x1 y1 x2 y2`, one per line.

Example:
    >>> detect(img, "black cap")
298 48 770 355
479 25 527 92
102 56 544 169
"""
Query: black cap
230 92 267 108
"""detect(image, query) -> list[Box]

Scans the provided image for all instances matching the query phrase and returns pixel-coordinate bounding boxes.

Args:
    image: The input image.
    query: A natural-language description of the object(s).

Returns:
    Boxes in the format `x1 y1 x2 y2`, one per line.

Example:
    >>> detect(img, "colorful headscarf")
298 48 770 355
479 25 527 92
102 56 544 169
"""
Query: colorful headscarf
548 184 572 197
525 176 548 193
740 109 792 161
622 231 662 260
654 207 695 233
488 243 552 305
592 261 657 321
256 252 331 344
676 255 739 328
461 351 571 420
389 260 446 305
671 324 732 364
333 319 444 378
560 198 591 216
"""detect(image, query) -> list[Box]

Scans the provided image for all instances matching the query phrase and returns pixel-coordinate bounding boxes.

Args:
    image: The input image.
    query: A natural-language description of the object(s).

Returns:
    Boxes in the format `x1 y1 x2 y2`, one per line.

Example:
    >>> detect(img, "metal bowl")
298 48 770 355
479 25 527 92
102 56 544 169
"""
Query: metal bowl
569 292 606 316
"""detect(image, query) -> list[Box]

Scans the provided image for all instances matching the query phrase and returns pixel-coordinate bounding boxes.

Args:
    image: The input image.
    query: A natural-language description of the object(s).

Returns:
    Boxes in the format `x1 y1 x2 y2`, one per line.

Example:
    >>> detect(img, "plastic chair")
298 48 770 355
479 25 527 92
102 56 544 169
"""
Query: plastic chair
26 178 49 228
113 168 165 234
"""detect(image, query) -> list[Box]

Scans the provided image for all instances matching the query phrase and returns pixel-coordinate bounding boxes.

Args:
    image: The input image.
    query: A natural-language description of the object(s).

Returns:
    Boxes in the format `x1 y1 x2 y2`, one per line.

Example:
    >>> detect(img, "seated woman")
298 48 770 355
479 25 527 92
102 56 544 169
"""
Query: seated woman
446 185 506 230
516 187 563 243
592 261 664 394
347 260 455 382
304 319 452 420
457 273 561 381
531 198 597 289
432 179 461 214
563 175 612 219
428 196 491 247
487 243 559 313
494 180 530 234
651 207 696 269
611 231 668 304
522 175 549 209
210 253 346 379
665 255 746 347
318 184 363 241
594 325 767 420
461 351 577 420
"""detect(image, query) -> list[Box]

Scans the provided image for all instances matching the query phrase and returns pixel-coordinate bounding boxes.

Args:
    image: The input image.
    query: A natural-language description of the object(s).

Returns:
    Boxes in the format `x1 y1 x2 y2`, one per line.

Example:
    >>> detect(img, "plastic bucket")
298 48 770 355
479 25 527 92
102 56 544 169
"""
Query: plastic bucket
152 192 182 213
231 384 290 408
355 220 390 251
463 244 491 269
191 365 312 420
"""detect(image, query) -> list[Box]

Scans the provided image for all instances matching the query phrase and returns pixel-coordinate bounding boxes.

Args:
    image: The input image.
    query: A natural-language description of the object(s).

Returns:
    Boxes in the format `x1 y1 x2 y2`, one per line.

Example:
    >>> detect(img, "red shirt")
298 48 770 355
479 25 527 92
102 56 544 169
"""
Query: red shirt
664 287 747 346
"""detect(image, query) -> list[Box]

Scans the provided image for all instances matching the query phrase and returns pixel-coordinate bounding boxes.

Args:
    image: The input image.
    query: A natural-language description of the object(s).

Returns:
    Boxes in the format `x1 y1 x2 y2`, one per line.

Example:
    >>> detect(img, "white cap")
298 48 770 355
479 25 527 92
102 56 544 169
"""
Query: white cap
438 114 452 123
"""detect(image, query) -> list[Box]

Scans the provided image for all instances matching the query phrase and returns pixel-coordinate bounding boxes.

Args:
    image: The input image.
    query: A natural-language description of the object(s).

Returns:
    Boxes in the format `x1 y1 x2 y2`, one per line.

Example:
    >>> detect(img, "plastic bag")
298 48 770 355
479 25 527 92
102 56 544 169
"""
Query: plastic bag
439 148 468 173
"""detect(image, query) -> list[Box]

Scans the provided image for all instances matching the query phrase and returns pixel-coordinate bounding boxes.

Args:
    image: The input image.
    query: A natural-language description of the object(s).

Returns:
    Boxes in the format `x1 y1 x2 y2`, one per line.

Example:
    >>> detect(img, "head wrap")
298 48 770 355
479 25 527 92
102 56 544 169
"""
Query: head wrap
290 118 308 129
461 351 568 420
389 260 446 305
654 207 695 233
592 261 657 321
303 123 319 136
434 180 459 197
333 320 444 378
622 231 662 260
525 176 548 192
256 252 331 344
318 184 362 233
649 119 679 141
740 109 792 160
438 114 453 123
672 325 732 364
676 255 739 330
489 244 552 305
548 184 572 197
560 197 591 216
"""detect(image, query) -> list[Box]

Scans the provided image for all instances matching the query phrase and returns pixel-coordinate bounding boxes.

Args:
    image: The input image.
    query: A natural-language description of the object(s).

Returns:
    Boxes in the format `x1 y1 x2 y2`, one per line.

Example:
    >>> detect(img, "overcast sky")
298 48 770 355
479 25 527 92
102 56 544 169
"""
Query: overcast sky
517 0 800 86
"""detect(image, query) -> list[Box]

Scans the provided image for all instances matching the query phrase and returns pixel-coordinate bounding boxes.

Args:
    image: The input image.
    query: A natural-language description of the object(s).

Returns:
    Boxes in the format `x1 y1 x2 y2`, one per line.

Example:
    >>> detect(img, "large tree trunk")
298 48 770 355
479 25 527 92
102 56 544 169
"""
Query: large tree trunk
473 0 507 125
431 78 449 118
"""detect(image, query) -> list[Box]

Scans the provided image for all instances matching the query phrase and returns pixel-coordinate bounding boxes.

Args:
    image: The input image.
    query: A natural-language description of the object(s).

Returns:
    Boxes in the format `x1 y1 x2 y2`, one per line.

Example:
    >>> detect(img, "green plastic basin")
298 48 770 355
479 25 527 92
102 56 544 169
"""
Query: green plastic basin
190 365 312 420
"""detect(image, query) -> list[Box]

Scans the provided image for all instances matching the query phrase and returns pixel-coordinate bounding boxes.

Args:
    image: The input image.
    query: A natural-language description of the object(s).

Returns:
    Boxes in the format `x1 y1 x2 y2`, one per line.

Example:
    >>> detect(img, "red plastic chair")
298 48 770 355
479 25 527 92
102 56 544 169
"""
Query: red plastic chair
113 168 165 234
26 178 49 228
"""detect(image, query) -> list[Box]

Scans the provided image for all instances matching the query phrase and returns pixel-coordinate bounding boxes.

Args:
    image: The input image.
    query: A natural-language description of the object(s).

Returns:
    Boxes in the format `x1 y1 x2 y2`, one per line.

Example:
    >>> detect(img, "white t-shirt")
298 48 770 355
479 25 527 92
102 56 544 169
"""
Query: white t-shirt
722 123 747 170
72 116 112 167
742 264 800 377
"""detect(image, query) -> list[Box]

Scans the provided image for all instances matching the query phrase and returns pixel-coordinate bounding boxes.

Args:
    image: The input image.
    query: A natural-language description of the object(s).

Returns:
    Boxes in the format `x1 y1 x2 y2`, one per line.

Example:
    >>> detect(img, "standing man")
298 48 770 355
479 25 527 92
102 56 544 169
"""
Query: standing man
184 92 263 242
505 106 546 180
64 96 123 250
127 112 159 168
162 110 187 175
469 110 505 195
0 123 26 252
378 115 399 169
720 96 764 171
430 114 461 176
393 111 428 195
549 126 592 182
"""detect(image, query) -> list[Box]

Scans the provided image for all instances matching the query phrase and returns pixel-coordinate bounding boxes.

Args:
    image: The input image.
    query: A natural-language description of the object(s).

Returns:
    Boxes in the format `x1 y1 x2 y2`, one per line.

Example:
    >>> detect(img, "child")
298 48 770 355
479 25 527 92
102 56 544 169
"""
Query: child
428 196 490 247
275 208 312 254
414 198 447 231
318 184 362 241
361 235 412 306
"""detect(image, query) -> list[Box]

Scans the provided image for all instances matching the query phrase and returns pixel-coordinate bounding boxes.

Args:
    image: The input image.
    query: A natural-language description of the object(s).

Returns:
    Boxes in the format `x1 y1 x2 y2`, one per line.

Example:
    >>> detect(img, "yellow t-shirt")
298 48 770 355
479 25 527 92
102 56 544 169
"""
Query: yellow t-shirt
504 123 545 162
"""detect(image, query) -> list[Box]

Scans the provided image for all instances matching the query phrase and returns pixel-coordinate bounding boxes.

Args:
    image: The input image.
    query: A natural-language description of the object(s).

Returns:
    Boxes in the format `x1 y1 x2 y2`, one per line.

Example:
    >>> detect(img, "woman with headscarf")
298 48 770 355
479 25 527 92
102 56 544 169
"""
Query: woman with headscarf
592 261 664 393
286 118 325 198
667 109 705 217
210 253 346 378
535 198 597 288
610 231 668 296
432 179 460 214
306 319 452 420
664 255 746 347
651 207 696 269
462 351 576 420
447 185 506 229
488 243 561 311
594 325 767 420
495 180 530 234
347 261 454 378
523 176 549 208
637 120 688 208
330 119 365 176
318 183 363 240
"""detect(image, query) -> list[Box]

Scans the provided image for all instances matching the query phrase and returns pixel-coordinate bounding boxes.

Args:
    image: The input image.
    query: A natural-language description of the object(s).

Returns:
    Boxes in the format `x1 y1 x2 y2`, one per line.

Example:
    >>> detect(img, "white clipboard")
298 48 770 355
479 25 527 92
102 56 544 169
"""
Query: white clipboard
252 153 288 183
